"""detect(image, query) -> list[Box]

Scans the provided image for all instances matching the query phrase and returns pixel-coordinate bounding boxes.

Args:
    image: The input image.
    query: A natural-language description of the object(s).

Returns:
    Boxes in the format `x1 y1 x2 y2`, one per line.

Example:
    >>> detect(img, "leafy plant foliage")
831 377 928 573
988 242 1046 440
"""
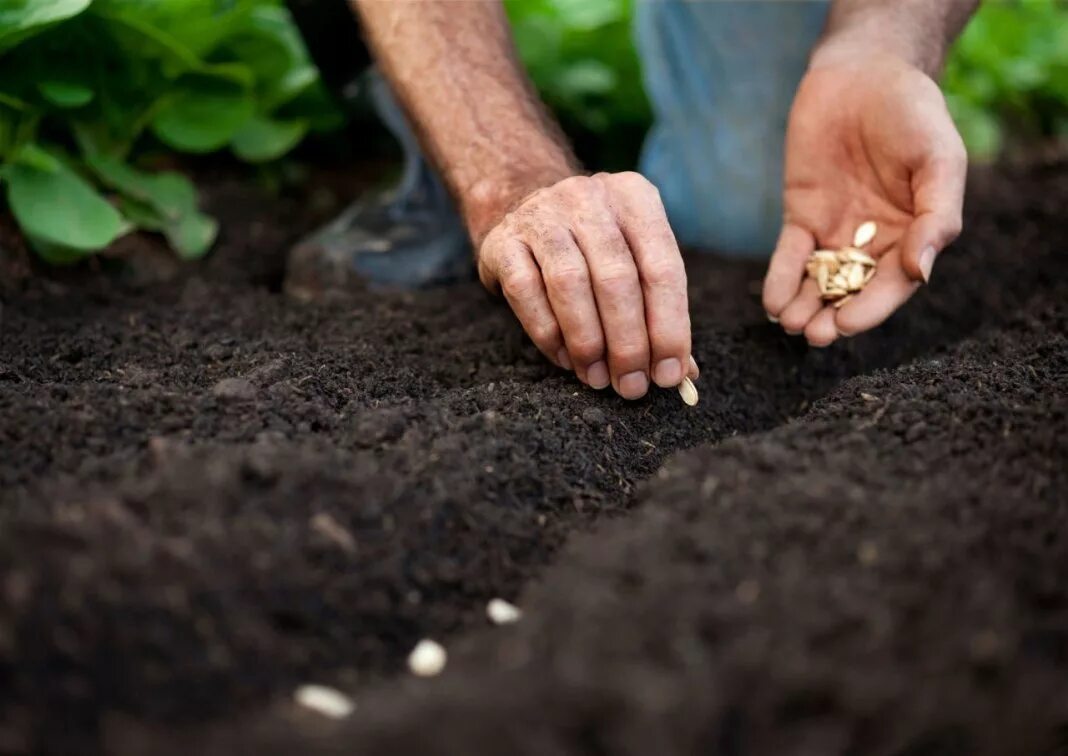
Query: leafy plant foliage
0 0 339 262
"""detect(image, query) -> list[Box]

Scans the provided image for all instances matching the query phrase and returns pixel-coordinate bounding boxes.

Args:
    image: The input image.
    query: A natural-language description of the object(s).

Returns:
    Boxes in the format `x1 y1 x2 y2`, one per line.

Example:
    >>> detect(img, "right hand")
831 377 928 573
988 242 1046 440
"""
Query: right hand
477 172 697 400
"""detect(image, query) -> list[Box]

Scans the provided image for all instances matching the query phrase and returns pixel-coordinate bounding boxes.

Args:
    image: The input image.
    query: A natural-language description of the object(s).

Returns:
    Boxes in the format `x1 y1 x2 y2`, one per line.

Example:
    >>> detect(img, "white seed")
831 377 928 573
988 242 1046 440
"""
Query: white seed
678 376 699 407
853 221 877 248
846 264 865 291
845 248 877 266
816 265 829 293
294 685 355 719
486 598 522 625
863 267 877 284
832 273 850 290
408 639 447 677
822 287 848 299
833 294 854 309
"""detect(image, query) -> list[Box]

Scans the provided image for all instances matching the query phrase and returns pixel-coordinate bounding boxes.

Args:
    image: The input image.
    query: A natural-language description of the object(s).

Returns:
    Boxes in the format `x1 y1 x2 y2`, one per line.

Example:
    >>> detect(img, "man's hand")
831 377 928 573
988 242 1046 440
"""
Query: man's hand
763 0 975 346
763 54 966 346
478 172 694 398
352 1 695 399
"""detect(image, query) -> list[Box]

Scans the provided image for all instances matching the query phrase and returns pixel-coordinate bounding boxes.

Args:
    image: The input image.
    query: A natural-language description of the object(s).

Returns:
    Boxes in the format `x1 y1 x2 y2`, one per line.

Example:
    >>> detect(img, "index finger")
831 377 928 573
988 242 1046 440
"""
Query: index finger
601 172 691 388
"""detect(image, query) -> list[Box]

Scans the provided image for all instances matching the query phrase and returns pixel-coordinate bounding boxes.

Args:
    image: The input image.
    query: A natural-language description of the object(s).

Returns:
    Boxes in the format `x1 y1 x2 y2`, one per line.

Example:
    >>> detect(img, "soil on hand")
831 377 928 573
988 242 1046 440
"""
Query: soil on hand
0 160 1065 755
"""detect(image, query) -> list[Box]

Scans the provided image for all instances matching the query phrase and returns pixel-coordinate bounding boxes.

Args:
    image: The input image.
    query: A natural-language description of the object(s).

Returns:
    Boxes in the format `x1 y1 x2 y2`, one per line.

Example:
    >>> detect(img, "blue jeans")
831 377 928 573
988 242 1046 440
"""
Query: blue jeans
636 0 829 256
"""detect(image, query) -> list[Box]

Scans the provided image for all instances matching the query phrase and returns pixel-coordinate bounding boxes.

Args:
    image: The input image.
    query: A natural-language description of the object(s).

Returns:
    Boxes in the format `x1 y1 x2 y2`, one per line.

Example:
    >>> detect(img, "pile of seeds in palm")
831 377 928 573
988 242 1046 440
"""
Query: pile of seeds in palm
805 221 879 308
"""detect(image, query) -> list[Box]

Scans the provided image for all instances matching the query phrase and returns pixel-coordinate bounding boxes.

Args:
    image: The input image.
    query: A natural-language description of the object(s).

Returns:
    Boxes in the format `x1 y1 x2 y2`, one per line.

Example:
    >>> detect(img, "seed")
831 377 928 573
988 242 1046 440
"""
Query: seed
816 265 829 293
832 273 849 290
822 287 848 299
853 220 877 248
845 248 877 266
678 376 699 407
833 294 854 308
294 685 355 719
863 267 877 284
486 598 522 625
408 639 447 677
846 264 865 291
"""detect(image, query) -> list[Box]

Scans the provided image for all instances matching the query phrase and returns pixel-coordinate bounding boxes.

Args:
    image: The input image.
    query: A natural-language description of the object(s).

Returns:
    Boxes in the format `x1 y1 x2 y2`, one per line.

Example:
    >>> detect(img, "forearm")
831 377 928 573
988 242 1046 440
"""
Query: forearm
350 0 580 244
813 0 979 77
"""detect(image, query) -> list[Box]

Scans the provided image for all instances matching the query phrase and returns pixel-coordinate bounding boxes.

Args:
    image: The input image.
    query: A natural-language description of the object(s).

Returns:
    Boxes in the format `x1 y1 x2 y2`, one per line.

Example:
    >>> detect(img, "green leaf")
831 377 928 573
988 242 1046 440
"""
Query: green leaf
38 79 94 108
0 0 91 52
85 153 217 258
26 236 91 264
150 75 254 153
4 155 126 252
11 142 62 172
231 115 307 163
166 209 217 259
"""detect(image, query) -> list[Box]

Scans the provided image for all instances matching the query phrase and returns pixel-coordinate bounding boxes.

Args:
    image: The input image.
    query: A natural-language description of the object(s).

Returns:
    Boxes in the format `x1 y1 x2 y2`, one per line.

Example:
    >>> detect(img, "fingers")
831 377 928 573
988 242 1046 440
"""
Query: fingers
900 151 967 283
569 191 651 398
777 277 824 335
804 307 839 348
834 248 920 336
763 223 816 319
526 226 610 389
478 172 691 400
605 172 691 389
482 237 567 368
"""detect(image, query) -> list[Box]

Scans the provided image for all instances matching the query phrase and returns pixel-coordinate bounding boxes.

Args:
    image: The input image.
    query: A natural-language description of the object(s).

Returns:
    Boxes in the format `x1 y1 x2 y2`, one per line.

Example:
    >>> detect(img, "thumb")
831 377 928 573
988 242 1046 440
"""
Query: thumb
901 153 966 284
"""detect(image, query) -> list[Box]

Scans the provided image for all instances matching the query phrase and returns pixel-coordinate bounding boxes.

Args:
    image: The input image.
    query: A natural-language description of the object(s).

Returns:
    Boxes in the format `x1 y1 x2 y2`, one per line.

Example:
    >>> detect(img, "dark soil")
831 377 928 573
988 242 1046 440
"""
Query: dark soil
0 159 1065 755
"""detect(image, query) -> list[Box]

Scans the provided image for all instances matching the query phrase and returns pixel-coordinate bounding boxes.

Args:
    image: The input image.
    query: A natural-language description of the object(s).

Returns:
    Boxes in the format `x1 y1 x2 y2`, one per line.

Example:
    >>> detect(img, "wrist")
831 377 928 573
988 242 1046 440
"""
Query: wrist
810 7 950 78
458 158 580 247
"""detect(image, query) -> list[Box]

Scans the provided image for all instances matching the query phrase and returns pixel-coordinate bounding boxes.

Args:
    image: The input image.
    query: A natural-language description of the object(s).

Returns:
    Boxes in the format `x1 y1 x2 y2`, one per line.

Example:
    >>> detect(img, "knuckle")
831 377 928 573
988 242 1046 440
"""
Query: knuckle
528 319 560 347
500 269 541 301
567 335 604 362
613 171 658 198
595 263 640 297
546 264 590 294
610 341 649 367
556 174 593 197
642 257 685 288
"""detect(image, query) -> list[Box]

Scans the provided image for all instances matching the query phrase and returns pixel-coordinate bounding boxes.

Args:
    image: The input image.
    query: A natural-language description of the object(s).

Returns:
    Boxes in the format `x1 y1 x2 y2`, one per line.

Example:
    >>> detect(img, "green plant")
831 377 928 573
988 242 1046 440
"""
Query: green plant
505 0 649 169
0 0 341 263
943 0 1068 161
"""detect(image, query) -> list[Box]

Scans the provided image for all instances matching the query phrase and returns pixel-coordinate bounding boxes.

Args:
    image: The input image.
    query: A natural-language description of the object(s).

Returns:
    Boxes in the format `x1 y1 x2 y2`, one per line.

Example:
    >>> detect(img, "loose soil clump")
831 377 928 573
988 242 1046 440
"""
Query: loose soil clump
0 159 1065 755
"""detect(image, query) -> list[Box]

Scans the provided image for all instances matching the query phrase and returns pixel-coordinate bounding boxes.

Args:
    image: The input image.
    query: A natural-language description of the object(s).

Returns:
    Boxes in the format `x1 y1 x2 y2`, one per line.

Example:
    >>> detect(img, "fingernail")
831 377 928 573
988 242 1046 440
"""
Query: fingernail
688 355 700 379
653 358 682 387
618 371 649 399
556 347 572 370
919 245 936 283
767 313 779 323
586 361 610 389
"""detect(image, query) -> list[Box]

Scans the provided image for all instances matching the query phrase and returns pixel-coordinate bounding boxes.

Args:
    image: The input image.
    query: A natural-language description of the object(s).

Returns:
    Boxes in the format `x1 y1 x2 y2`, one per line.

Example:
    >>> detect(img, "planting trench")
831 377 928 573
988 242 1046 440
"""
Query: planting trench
0 159 1065 754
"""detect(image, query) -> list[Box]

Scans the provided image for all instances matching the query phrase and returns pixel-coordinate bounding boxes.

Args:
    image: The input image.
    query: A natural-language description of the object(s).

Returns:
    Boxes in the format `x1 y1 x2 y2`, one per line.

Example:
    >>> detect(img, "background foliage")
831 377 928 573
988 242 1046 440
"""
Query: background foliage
0 0 338 263
1 0 1065 263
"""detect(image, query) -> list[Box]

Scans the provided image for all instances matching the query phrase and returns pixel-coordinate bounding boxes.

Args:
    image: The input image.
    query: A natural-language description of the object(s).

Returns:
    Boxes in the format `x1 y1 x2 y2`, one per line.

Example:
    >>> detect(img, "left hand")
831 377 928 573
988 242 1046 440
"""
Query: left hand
762 53 967 346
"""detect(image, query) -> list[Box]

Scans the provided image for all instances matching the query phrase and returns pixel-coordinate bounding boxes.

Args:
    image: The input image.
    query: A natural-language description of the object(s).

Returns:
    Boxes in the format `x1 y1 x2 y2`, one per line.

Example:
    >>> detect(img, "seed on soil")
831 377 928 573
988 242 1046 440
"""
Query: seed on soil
408 639 447 677
486 598 522 625
853 220 878 248
678 376 699 407
807 222 879 306
294 684 355 719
